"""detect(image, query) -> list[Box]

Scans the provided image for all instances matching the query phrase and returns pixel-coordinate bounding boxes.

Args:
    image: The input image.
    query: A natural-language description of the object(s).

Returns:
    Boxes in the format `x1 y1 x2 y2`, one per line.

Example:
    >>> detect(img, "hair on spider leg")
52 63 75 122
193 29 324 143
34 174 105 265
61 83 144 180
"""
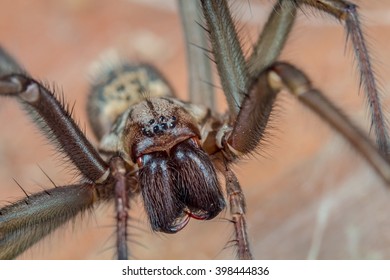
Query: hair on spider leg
89 216 146 260
11 178 30 202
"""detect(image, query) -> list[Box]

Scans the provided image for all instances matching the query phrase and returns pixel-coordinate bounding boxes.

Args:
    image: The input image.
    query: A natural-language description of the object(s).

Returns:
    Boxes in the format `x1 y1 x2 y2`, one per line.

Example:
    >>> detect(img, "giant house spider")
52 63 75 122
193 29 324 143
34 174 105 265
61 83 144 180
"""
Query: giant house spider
0 0 390 259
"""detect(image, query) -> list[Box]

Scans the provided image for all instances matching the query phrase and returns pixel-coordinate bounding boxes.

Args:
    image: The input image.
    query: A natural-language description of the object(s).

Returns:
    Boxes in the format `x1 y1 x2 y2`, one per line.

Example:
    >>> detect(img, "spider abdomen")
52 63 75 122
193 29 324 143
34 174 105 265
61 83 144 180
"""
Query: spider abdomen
87 61 174 140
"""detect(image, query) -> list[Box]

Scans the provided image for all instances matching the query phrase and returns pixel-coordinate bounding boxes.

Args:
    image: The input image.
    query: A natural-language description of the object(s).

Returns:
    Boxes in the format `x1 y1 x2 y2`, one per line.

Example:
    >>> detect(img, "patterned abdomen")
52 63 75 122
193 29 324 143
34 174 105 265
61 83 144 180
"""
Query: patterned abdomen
87 60 174 140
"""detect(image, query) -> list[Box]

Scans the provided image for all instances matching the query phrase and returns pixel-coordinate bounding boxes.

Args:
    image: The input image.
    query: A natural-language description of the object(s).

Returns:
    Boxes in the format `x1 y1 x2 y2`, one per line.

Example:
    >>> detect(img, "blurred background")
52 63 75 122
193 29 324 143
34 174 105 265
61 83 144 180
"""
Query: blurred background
0 0 390 259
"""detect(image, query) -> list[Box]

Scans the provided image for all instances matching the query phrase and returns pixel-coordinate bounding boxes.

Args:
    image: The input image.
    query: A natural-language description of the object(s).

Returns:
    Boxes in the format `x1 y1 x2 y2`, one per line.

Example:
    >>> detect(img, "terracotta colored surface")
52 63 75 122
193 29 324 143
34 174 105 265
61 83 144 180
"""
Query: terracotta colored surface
1 0 390 259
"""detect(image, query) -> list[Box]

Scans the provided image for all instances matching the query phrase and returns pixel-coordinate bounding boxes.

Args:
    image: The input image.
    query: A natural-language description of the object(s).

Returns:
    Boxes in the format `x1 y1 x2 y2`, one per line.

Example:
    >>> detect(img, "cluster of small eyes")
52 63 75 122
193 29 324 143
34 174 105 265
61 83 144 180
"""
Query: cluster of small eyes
141 115 177 137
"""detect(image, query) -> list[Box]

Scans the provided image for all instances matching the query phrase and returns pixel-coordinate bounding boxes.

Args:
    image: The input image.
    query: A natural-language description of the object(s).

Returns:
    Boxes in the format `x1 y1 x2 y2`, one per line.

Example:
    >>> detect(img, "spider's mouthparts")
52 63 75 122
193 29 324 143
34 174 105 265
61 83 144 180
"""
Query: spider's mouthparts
165 213 191 233
136 137 201 167
164 208 213 234
138 137 225 234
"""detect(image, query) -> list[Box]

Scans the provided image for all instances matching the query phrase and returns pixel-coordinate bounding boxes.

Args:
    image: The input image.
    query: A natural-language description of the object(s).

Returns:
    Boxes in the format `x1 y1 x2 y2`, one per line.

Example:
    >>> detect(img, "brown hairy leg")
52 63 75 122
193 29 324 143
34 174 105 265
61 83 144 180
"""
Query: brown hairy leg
224 62 390 184
0 74 108 182
299 0 390 155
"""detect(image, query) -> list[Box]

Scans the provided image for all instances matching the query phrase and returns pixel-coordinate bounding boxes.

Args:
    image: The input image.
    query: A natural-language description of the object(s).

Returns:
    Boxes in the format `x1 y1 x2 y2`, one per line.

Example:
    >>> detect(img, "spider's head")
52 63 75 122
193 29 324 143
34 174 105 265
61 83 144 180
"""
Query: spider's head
124 97 200 161
123 97 225 233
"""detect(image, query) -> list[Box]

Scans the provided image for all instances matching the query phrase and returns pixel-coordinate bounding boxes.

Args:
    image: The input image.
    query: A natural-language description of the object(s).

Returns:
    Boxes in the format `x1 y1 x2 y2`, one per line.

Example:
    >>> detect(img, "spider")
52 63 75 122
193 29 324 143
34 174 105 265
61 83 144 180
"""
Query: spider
1 0 390 260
